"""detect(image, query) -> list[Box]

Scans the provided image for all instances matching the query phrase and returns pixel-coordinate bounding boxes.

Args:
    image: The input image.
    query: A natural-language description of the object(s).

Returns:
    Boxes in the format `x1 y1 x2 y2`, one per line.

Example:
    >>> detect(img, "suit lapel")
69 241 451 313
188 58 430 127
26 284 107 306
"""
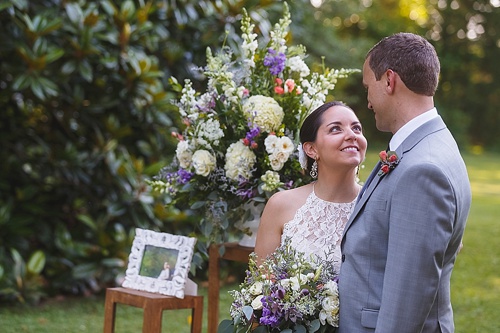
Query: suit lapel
343 116 448 236
344 161 382 233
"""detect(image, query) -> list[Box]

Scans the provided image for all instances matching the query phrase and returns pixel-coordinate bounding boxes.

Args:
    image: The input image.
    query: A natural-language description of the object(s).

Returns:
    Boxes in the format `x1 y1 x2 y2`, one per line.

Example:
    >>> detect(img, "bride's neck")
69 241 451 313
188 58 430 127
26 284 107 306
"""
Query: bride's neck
314 172 360 203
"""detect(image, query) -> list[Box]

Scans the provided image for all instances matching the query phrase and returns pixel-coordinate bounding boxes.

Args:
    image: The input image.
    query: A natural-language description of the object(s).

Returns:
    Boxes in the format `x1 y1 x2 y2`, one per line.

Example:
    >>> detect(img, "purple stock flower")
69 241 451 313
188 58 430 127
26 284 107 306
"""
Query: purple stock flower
245 126 261 141
260 296 283 328
177 169 194 184
285 306 302 323
272 285 286 300
283 180 294 190
263 48 286 76
235 188 254 199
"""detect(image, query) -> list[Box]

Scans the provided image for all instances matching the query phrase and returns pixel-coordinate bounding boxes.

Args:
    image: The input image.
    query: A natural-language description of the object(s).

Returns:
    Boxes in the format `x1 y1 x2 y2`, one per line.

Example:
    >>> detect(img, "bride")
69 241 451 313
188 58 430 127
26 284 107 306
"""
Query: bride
254 101 367 272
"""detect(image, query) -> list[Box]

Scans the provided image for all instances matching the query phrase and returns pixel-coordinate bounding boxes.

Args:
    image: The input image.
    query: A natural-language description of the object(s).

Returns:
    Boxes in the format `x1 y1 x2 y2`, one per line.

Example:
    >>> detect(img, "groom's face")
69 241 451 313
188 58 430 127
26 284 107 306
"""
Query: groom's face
362 58 391 133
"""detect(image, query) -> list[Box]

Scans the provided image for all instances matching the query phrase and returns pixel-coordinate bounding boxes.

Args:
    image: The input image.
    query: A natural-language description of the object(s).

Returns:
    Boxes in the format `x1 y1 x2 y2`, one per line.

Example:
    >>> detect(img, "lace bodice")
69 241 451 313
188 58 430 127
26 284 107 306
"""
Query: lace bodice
281 188 356 273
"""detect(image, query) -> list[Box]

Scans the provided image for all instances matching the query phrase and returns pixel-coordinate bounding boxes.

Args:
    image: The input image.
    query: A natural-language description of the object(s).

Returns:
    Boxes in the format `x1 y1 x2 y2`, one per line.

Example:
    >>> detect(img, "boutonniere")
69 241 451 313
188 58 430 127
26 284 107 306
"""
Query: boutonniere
378 150 399 176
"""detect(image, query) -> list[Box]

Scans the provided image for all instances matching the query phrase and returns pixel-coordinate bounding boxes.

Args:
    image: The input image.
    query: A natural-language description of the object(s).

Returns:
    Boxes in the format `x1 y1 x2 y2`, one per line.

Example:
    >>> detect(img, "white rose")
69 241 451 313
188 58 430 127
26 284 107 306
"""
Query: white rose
269 157 285 171
323 280 339 296
248 281 263 296
191 150 216 177
279 278 290 289
289 276 301 291
176 141 192 169
278 136 294 155
264 135 280 154
251 295 264 310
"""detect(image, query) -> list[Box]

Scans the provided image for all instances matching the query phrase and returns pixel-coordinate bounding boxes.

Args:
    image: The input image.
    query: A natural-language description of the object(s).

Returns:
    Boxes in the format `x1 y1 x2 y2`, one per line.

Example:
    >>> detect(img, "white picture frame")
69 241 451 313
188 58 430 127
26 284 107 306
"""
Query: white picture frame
122 228 197 298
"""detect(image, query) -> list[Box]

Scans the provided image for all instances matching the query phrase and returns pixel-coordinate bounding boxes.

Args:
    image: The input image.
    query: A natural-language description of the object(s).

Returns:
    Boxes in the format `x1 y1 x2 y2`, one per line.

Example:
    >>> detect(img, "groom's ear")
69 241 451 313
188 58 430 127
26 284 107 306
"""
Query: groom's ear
385 69 397 94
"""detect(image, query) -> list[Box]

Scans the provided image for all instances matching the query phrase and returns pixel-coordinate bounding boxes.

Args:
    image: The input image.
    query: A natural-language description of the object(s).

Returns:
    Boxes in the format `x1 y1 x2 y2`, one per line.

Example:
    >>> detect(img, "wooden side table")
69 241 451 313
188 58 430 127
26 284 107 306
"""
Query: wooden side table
103 287 203 333
208 242 253 333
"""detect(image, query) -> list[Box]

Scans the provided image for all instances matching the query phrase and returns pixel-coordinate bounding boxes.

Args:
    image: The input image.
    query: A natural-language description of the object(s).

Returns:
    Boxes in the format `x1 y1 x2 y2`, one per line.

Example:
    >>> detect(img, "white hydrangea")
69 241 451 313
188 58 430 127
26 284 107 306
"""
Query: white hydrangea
243 95 284 133
175 140 192 169
194 118 224 148
287 56 310 78
224 141 256 181
191 150 216 177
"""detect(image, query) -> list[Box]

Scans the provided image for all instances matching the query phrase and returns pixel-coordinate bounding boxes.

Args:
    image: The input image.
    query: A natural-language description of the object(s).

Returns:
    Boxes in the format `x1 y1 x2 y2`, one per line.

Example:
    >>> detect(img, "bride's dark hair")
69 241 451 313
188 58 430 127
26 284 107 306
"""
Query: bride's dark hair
299 101 352 172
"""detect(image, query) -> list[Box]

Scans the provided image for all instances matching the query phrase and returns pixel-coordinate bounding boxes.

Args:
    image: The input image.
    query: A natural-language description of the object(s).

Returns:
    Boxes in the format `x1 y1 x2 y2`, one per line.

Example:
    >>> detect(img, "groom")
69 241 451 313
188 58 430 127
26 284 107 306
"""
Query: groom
338 33 472 333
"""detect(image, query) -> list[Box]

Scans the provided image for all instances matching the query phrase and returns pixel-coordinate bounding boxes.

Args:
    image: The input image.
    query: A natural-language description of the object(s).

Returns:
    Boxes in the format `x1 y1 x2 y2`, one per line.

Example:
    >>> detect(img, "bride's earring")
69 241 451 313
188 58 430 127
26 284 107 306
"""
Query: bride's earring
310 159 318 179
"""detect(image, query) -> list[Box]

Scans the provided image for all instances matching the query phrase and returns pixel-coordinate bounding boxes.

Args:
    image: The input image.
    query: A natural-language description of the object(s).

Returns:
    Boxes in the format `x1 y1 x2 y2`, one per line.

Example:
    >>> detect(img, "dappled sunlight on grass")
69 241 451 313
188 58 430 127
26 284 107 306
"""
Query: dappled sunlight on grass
450 152 500 332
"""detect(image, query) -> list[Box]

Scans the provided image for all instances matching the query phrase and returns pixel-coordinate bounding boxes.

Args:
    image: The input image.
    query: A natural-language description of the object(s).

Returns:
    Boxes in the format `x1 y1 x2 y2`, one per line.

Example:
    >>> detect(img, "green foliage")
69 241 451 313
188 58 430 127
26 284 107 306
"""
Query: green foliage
309 0 500 150
0 0 285 305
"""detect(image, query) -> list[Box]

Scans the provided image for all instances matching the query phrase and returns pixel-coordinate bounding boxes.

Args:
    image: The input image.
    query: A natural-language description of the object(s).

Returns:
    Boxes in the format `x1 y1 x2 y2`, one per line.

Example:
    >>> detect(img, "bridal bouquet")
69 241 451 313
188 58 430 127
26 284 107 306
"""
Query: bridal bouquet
218 239 339 333
148 3 358 242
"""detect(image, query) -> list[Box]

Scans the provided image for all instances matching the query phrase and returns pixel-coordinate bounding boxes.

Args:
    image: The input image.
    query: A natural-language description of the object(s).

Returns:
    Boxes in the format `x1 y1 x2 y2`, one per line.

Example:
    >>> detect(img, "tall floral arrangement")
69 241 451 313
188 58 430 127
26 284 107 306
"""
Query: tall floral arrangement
149 3 359 243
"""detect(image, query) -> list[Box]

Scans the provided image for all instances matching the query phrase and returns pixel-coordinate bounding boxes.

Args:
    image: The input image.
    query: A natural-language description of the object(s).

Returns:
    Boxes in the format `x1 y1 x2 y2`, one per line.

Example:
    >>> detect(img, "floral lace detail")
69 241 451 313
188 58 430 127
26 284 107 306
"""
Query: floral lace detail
281 188 356 273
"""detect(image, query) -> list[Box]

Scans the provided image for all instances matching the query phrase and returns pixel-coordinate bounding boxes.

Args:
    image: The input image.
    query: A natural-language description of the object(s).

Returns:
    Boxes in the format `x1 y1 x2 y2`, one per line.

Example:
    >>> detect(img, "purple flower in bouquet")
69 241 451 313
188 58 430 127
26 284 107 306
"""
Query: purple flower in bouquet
177 169 194 184
264 48 286 75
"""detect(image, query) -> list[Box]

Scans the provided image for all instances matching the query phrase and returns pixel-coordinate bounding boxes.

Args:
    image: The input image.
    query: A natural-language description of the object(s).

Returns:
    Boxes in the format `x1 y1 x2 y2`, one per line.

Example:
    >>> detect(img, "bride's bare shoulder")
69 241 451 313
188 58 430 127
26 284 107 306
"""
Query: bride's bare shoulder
266 183 313 209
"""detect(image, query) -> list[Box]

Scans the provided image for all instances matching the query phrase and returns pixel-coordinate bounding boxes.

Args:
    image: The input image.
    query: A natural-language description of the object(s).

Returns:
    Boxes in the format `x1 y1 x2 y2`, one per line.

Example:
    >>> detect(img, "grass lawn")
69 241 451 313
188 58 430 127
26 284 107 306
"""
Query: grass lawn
0 151 499 332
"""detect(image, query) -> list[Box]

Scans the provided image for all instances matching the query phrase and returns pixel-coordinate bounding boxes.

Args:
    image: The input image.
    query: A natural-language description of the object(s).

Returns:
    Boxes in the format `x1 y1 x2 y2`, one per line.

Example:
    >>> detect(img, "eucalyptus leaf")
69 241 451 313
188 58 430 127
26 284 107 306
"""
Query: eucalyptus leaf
309 319 321 332
242 305 254 320
217 319 234 333
294 325 306 333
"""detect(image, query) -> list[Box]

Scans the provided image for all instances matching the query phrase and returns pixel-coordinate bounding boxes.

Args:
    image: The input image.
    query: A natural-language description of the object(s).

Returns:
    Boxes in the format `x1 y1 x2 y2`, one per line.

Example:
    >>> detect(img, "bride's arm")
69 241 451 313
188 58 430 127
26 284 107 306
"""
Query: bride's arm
254 192 288 265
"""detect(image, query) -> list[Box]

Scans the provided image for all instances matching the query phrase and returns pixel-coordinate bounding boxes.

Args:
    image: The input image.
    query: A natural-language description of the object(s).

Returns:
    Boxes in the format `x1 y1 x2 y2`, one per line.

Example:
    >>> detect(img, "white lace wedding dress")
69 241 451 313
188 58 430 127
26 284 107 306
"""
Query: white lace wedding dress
281 187 356 273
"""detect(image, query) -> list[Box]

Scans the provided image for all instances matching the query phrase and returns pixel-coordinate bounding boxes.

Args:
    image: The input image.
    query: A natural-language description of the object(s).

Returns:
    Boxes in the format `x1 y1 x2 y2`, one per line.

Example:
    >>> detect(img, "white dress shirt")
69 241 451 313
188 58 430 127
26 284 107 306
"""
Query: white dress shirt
389 108 439 151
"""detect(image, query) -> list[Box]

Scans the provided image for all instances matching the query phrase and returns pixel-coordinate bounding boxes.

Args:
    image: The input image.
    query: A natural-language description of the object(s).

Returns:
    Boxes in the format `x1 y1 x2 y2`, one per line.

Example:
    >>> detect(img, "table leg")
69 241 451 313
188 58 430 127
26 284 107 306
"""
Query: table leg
103 289 117 333
208 244 220 333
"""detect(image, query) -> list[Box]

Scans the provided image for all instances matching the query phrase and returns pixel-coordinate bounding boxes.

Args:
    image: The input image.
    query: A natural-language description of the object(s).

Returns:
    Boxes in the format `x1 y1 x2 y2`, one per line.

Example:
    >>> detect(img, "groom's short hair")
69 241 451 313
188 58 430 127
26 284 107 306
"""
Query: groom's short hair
367 32 440 97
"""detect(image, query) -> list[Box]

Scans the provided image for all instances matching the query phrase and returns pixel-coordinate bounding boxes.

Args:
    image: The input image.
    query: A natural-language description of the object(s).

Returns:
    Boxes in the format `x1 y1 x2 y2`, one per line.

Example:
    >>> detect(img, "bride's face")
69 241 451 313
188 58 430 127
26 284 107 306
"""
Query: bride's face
311 106 367 172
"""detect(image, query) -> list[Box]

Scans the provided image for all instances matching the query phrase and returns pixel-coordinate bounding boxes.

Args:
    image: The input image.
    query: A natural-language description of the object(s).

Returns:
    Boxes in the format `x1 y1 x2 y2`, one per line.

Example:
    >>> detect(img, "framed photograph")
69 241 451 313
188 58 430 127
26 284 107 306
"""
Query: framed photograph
122 228 197 298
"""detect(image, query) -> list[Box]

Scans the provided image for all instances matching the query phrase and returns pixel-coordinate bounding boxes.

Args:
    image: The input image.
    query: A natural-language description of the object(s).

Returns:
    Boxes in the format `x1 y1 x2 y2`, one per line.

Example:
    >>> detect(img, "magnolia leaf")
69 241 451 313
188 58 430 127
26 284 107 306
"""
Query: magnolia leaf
12 74 31 90
65 3 84 25
27 250 46 274
77 214 97 231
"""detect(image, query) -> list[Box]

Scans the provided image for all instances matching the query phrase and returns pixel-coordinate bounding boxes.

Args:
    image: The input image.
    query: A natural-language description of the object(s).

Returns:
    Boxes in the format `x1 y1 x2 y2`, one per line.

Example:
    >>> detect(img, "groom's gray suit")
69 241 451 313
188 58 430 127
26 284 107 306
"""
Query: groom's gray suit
339 116 471 333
